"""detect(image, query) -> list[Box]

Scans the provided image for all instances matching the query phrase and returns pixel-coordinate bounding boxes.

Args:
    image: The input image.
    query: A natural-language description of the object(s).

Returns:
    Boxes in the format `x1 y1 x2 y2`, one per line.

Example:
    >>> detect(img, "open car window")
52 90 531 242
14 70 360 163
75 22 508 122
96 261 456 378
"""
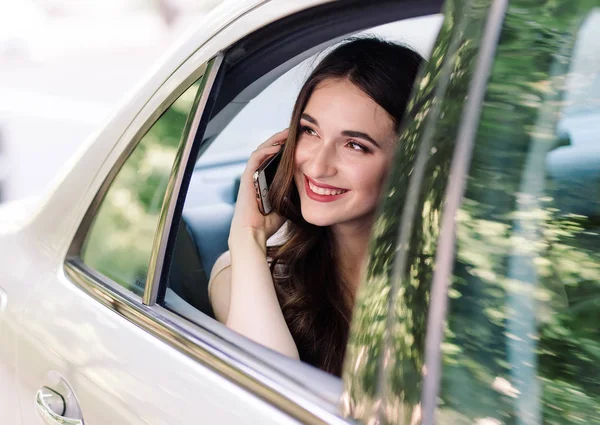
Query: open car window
168 12 443 313
162 8 443 402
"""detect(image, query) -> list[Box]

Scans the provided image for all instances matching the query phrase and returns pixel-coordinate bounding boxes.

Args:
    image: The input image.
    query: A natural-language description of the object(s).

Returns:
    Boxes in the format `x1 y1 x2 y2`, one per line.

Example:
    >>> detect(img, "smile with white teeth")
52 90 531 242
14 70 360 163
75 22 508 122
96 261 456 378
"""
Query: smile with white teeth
308 180 348 196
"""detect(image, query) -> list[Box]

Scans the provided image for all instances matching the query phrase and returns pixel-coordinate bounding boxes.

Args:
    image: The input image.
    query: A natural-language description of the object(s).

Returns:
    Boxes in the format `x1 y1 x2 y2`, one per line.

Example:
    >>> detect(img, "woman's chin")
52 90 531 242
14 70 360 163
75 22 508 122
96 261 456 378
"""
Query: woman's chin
300 207 337 227
302 216 334 227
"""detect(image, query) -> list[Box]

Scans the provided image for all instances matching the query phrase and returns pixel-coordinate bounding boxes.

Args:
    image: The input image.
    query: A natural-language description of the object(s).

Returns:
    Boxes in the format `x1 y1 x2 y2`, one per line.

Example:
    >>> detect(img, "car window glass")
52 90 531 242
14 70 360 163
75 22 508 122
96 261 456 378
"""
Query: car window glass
341 0 492 420
563 9 600 118
80 79 201 296
438 3 600 424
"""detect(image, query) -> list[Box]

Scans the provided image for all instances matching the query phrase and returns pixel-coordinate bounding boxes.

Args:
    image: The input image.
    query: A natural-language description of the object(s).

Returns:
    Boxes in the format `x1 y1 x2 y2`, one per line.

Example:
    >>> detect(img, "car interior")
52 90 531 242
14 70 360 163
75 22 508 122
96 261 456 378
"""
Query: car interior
160 0 444 400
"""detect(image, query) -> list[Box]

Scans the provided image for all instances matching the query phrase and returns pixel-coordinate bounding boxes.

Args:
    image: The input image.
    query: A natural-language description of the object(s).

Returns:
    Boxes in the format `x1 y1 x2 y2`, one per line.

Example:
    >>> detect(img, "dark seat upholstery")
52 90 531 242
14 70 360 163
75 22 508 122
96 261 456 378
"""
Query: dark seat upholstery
182 202 234 277
169 220 214 318
168 203 234 318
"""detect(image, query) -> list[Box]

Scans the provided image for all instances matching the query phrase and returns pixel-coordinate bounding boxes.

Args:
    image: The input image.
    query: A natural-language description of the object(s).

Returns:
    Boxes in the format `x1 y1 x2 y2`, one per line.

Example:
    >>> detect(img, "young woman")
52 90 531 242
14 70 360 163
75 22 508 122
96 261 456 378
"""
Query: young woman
209 37 423 376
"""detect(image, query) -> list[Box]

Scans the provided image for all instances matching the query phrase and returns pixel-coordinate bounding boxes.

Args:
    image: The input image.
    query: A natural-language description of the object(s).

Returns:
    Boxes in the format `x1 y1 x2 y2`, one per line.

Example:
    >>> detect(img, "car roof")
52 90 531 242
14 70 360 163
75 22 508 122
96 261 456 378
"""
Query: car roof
152 0 332 85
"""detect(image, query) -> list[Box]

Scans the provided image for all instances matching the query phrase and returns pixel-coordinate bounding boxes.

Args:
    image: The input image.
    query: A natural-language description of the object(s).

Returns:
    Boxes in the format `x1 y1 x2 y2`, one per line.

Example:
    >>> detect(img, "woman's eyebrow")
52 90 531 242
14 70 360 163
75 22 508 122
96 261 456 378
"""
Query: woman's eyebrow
301 113 382 149
301 113 318 125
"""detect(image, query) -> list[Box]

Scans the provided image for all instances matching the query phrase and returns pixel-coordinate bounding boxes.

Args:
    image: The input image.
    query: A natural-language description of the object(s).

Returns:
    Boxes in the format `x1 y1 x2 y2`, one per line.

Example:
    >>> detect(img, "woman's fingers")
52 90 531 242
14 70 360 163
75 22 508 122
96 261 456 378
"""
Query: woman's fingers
247 146 280 171
256 128 289 150
246 142 284 172
245 128 289 171
240 128 290 193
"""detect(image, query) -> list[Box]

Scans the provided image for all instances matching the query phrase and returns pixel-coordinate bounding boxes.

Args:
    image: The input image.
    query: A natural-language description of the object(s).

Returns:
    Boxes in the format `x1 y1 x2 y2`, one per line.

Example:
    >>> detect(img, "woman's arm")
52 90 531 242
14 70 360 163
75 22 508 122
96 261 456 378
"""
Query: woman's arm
208 129 299 360
208 251 232 322
227 232 299 359
209 239 299 360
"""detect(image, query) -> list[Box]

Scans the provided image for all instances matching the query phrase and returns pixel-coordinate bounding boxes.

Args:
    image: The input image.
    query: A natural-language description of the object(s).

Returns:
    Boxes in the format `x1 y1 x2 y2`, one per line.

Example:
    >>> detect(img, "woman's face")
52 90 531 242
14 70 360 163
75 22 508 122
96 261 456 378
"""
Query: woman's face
294 78 397 229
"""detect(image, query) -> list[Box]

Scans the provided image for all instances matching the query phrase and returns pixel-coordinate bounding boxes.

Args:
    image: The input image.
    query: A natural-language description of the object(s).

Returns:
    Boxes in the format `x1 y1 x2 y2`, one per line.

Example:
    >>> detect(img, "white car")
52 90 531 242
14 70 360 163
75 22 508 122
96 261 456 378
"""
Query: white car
1 0 599 424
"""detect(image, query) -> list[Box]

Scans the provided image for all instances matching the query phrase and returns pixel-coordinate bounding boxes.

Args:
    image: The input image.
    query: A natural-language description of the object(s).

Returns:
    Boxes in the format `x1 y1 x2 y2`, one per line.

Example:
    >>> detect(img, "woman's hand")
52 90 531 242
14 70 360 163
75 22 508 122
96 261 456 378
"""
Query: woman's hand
229 129 289 248
221 128 301 360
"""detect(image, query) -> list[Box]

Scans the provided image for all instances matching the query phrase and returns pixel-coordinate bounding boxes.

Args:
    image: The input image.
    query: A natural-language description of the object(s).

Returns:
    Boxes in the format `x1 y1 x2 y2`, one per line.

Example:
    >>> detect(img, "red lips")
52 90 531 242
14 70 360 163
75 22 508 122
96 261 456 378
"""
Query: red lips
304 175 349 203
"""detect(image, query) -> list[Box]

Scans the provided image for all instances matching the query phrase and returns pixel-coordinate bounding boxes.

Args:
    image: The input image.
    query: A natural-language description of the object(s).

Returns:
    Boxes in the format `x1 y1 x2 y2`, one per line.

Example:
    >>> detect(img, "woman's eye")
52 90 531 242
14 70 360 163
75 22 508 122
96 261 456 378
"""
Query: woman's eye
301 126 318 137
346 141 370 153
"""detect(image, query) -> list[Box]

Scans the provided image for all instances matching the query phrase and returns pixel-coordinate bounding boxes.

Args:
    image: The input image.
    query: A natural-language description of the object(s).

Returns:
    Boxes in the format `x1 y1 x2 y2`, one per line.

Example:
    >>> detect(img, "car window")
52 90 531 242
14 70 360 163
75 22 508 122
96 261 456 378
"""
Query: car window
167 14 443 322
563 9 600 118
438 3 600 424
80 79 202 296
198 14 443 166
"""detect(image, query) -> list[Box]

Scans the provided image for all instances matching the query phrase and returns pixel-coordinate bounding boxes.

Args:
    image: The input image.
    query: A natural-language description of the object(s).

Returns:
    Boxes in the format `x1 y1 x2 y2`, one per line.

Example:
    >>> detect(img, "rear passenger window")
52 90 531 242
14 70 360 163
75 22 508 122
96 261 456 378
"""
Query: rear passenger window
81 80 201 296
439 6 600 424
166 15 443 319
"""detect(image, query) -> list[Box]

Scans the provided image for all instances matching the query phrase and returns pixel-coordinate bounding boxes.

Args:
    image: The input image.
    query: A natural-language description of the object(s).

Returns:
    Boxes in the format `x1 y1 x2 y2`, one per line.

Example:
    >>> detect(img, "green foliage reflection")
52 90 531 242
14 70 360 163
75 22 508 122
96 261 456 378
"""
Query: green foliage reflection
342 0 493 423
343 0 600 424
81 81 201 296
439 1 600 424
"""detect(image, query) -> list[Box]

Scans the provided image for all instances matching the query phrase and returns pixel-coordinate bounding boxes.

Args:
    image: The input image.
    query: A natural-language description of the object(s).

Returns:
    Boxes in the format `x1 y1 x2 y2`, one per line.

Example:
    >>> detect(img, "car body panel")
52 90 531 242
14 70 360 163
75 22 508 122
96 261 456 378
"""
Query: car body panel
16 269 303 425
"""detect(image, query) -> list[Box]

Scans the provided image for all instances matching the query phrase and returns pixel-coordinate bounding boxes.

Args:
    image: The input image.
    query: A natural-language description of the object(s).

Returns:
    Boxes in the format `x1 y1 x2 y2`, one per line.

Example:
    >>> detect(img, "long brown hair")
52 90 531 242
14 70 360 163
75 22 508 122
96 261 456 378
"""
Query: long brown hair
268 37 423 375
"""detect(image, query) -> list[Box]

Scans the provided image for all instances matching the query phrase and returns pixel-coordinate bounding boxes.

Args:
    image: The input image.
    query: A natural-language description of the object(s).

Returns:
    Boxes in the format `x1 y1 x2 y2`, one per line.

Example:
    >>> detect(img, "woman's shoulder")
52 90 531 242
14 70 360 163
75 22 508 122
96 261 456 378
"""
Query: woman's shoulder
208 251 232 322
208 225 291 320
209 251 231 285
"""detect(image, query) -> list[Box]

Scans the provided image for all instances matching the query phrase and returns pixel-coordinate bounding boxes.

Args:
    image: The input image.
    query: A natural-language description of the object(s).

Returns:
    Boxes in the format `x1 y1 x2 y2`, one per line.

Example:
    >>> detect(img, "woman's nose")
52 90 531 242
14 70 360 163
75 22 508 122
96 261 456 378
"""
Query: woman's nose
306 142 337 178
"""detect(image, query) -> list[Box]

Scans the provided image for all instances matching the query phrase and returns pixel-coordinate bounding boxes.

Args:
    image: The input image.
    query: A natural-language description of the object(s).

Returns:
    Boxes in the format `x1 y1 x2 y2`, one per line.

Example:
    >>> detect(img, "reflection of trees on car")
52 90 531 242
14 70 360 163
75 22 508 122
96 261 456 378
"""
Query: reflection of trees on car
440 0 600 424
343 0 600 424
81 82 200 295
342 0 486 422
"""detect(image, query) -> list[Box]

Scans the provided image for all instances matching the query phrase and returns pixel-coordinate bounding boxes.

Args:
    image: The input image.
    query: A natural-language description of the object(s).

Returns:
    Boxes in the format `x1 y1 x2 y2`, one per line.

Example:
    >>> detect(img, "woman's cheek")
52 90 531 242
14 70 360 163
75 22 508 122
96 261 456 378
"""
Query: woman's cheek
294 138 310 166
362 157 390 192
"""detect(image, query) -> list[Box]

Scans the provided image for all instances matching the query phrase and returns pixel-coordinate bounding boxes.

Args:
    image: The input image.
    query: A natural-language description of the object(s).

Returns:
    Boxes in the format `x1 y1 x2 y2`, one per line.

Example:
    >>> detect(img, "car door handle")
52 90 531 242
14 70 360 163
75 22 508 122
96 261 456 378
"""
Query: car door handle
35 386 84 425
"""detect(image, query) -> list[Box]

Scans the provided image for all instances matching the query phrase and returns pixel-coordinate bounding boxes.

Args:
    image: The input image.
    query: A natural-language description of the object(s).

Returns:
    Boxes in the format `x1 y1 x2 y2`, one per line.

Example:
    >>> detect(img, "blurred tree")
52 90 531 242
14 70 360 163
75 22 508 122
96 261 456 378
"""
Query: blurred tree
343 0 600 424
439 0 600 424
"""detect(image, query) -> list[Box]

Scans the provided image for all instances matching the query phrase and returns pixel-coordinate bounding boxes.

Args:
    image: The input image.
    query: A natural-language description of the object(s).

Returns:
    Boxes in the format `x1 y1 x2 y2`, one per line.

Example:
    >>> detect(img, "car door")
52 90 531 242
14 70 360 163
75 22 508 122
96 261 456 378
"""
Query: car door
341 0 600 424
13 1 449 424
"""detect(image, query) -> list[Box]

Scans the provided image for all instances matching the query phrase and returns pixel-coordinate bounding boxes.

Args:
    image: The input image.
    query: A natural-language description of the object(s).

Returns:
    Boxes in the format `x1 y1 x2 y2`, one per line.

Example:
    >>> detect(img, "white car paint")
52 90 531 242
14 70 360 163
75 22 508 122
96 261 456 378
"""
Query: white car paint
0 1 334 424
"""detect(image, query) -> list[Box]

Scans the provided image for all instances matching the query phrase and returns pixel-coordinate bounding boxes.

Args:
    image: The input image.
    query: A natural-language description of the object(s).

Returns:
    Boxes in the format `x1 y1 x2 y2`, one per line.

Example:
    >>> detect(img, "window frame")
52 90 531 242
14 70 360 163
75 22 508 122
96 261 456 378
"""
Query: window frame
63 0 447 424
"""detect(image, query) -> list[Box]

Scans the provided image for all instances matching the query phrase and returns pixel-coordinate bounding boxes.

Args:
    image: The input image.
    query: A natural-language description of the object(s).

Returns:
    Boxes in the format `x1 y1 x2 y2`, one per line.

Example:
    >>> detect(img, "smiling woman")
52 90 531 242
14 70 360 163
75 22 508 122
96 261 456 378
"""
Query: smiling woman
208 37 424 376
293 78 396 228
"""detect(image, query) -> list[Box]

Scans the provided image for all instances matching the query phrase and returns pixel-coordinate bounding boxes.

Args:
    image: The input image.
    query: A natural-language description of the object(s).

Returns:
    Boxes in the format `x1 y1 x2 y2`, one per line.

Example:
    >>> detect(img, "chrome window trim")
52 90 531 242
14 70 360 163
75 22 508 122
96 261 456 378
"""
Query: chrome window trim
64 260 351 425
419 0 508 424
65 260 145 314
143 55 223 306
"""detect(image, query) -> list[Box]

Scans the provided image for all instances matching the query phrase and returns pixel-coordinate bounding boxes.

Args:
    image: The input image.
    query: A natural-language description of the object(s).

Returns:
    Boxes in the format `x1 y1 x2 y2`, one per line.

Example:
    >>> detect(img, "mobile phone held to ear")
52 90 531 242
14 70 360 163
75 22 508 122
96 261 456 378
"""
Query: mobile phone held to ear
253 150 282 215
